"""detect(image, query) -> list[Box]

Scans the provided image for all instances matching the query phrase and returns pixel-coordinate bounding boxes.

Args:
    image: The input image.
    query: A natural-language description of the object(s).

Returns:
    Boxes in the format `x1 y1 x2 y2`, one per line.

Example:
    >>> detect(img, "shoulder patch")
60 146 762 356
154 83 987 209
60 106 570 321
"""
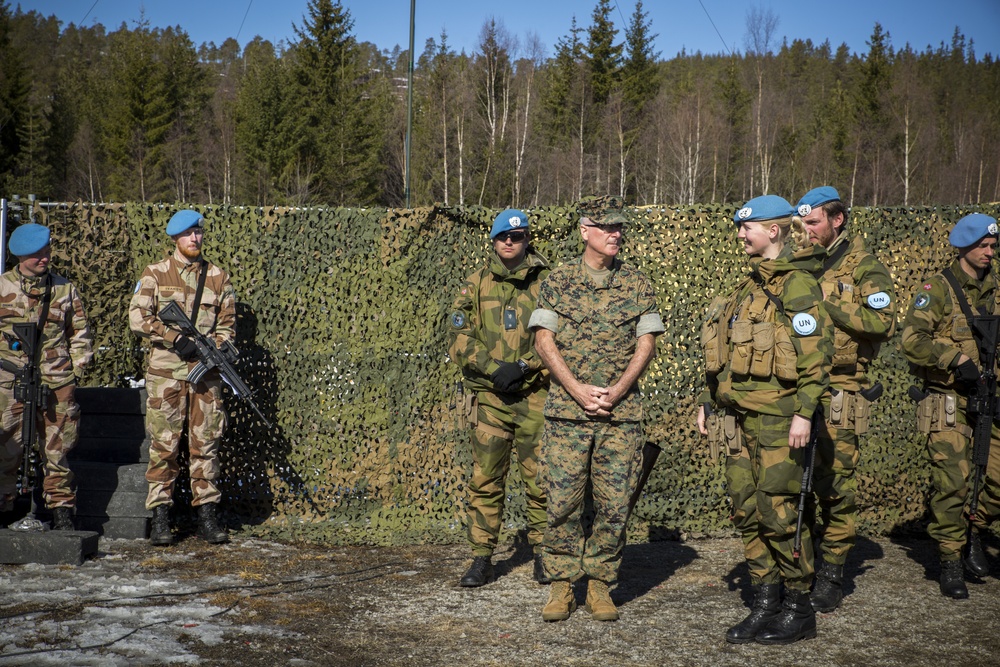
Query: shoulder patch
450 312 465 328
866 292 891 310
792 313 818 336
914 294 931 310
923 283 932 290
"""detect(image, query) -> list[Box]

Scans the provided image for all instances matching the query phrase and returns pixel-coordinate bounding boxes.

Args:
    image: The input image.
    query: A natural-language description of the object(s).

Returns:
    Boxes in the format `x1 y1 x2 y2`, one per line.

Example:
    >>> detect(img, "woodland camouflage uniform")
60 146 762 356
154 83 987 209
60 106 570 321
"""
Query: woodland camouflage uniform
449 247 550 556
129 252 236 510
812 233 897 567
901 259 1000 561
701 245 834 593
530 253 664 584
0 269 92 510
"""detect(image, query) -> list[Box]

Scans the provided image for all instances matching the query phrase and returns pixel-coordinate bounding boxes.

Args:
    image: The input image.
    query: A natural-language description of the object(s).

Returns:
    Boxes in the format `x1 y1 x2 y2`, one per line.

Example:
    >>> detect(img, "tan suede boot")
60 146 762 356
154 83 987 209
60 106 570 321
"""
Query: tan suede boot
585 579 620 621
541 581 576 622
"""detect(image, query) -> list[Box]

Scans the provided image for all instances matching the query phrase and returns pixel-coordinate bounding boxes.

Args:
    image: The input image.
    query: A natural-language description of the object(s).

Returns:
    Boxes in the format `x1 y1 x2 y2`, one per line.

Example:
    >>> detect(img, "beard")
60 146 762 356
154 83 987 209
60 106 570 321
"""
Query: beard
178 245 202 260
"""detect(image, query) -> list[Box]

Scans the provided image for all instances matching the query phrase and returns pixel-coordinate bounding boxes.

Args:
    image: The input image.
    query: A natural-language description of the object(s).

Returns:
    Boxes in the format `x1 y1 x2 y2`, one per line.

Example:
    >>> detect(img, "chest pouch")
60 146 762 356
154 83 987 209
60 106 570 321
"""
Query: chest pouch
701 296 731 374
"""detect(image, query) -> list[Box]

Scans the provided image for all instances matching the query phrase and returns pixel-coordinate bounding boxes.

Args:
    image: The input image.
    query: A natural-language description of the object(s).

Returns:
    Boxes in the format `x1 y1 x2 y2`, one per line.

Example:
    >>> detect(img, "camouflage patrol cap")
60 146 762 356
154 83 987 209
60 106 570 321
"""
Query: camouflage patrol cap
578 195 628 225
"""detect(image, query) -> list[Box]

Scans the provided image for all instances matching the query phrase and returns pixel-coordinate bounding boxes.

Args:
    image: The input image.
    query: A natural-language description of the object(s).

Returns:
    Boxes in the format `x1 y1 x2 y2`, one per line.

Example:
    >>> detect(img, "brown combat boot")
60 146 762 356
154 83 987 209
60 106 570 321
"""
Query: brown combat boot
541 581 576 622
585 579 620 621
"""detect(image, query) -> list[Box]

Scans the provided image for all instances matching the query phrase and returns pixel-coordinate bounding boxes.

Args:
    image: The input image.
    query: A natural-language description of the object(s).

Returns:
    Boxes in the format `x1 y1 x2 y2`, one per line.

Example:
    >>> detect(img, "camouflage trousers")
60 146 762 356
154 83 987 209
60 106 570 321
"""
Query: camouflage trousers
812 421 859 566
0 383 80 509
144 373 226 510
725 412 814 591
924 416 1000 559
466 388 547 557
540 418 643 584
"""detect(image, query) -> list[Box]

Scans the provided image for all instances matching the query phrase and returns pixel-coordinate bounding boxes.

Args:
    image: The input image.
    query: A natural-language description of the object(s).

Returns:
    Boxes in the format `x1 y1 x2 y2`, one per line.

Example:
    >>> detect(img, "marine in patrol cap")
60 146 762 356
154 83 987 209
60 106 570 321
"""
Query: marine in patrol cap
166 209 204 236
796 186 840 217
578 195 628 225
948 213 998 248
8 223 51 256
733 195 795 225
490 208 529 239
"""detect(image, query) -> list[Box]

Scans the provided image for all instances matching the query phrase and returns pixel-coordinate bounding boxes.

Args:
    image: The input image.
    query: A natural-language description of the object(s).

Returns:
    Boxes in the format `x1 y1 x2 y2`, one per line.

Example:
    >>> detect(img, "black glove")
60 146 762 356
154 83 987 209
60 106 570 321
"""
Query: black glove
955 359 981 386
491 361 526 393
173 335 198 360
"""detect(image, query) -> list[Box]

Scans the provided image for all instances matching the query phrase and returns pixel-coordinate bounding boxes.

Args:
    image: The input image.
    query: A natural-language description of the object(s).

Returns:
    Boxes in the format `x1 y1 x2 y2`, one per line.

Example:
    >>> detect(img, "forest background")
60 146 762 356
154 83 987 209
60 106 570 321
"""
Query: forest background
1 0 999 210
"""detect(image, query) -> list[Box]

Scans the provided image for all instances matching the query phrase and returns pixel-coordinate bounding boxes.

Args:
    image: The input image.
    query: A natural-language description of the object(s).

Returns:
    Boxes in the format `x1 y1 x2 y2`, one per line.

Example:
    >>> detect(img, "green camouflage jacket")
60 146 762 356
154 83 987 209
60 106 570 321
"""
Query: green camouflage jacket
529 257 664 422
702 244 833 419
448 248 550 394
816 233 897 391
0 268 93 389
128 251 236 381
901 258 996 394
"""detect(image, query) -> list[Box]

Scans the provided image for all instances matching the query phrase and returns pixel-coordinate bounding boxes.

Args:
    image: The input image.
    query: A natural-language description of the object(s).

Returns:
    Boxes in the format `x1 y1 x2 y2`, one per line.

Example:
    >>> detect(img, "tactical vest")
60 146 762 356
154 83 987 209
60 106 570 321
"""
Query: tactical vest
702 274 797 383
820 248 876 369
914 275 989 387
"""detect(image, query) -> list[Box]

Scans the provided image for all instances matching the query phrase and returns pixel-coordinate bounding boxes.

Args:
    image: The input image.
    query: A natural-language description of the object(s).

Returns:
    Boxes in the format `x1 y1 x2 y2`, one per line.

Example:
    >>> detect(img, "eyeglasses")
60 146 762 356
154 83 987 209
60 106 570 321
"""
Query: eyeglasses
495 231 527 243
584 223 623 234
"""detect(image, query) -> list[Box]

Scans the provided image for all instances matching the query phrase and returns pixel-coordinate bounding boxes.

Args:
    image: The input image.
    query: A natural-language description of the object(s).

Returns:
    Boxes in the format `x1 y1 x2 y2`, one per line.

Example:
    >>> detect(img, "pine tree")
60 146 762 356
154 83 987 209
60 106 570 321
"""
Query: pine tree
586 0 623 106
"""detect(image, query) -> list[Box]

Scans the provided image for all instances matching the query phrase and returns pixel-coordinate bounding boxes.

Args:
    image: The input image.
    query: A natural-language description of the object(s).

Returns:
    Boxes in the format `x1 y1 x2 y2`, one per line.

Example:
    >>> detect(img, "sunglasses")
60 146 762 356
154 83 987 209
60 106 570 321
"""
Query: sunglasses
495 231 528 243
584 223 624 234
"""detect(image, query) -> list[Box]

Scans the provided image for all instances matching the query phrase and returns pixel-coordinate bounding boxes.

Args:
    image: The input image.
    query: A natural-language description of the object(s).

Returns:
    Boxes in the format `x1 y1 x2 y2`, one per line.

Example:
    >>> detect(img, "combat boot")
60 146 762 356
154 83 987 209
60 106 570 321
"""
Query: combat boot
725 583 781 644
964 530 990 578
533 553 551 585
939 559 969 599
459 556 493 587
755 588 817 645
810 561 844 612
51 507 74 531
196 503 229 544
149 505 174 546
585 579 619 621
541 581 576 622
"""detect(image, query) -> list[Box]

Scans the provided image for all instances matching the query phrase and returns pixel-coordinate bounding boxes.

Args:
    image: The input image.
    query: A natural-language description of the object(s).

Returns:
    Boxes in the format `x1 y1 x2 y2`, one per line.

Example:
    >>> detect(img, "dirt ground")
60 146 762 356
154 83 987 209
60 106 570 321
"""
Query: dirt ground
2 530 1000 666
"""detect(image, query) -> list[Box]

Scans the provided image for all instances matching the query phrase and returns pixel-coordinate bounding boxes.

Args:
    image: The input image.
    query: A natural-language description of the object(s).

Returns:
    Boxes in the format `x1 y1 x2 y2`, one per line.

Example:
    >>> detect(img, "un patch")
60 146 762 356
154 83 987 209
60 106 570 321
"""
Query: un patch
866 292 891 309
914 294 931 310
792 313 817 336
450 312 465 328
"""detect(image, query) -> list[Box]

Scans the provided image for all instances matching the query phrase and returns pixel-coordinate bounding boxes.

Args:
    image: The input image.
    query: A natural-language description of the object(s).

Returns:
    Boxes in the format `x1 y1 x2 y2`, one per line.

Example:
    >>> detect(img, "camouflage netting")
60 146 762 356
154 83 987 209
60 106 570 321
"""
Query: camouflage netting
18 200 1000 545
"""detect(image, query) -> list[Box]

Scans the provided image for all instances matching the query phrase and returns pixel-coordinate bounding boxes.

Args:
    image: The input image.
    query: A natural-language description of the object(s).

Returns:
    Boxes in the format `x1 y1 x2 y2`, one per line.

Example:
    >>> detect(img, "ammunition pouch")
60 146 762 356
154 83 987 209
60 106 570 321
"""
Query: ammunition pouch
706 408 743 458
728 320 797 382
460 392 476 430
916 393 971 437
466 393 514 442
701 296 730 374
827 390 873 435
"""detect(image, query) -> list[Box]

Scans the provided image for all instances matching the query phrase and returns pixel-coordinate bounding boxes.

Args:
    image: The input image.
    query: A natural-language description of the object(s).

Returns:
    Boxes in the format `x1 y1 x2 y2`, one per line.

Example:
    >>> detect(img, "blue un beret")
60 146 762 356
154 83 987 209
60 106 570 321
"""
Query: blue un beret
8 223 51 256
733 195 795 225
796 186 841 217
165 209 204 236
949 213 999 248
490 208 529 239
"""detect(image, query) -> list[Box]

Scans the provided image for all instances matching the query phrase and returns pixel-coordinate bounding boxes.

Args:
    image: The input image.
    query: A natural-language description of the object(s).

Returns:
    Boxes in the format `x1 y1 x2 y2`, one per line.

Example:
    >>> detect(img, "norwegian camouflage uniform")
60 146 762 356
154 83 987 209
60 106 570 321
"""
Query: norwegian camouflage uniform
901 259 1000 561
701 245 834 592
0 269 92 510
448 247 550 556
128 252 236 510
529 257 664 584
812 233 897 566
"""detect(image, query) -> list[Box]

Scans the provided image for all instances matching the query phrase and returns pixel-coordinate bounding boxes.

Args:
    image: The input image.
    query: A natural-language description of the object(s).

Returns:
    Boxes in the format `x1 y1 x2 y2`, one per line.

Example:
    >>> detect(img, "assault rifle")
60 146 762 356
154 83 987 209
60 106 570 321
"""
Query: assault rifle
793 406 822 560
967 315 1000 527
158 301 273 430
0 322 51 494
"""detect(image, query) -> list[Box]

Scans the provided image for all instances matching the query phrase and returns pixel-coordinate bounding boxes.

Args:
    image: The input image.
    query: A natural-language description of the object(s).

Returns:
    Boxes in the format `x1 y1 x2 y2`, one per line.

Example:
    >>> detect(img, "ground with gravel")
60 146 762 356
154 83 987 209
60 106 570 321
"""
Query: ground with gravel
1 531 999 666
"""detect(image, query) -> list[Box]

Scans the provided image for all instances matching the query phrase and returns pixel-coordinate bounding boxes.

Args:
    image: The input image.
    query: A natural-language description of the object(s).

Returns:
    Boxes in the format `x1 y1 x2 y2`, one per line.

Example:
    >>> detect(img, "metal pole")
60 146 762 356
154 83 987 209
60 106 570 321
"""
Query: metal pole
0 198 7 274
405 0 415 209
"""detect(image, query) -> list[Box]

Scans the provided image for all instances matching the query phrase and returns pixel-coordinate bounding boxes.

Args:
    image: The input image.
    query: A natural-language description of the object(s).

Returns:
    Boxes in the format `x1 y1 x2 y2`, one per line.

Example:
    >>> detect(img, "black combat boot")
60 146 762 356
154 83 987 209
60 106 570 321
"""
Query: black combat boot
725 583 781 644
51 507 74 531
963 530 990 578
810 561 844 612
196 503 229 544
149 505 174 546
939 559 969 599
533 553 551 585
755 588 817 645
459 556 493 587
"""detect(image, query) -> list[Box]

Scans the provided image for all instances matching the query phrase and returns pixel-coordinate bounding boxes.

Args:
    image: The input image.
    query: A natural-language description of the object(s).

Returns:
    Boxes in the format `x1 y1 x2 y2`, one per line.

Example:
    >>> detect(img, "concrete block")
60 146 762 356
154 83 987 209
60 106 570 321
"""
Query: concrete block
71 462 149 493
75 490 148 518
76 387 146 415
76 516 149 540
70 436 149 464
0 528 99 565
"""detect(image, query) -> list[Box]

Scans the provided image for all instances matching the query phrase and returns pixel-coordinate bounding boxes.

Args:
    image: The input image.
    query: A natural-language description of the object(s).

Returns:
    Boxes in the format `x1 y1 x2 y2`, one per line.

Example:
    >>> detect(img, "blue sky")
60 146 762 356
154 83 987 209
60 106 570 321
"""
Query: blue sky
15 0 1000 59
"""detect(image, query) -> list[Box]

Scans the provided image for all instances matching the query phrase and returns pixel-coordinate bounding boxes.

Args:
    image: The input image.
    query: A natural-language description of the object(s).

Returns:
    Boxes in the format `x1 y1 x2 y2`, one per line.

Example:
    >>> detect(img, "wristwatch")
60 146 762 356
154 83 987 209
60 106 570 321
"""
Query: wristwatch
516 359 529 375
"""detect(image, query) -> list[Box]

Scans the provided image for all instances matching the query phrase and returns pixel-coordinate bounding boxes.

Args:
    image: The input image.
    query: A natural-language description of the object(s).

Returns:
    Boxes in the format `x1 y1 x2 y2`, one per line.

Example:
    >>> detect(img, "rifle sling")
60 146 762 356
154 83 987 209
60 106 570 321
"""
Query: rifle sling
821 237 852 273
942 267 991 366
189 259 208 323
29 274 53 368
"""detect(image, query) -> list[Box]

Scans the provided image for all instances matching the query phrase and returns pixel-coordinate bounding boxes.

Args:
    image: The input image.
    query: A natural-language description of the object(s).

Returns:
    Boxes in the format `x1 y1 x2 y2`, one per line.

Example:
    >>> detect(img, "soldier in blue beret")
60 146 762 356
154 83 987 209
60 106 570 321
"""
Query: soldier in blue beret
901 212 1000 599
0 223 93 529
795 186 897 613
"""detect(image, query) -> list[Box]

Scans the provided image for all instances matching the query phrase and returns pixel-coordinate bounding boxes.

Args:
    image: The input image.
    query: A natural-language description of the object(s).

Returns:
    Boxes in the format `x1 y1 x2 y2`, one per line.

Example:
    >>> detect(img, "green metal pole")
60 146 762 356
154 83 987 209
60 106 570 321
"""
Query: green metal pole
405 0 415 208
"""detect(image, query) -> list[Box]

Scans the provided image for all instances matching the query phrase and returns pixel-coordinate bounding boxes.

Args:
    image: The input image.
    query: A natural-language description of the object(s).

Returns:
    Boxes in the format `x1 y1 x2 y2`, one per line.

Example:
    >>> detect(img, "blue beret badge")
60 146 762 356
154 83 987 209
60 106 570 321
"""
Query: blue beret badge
737 207 752 220
866 292 891 310
450 312 465 328
797 204 812 217
914 294 931 310
792 313 817 336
